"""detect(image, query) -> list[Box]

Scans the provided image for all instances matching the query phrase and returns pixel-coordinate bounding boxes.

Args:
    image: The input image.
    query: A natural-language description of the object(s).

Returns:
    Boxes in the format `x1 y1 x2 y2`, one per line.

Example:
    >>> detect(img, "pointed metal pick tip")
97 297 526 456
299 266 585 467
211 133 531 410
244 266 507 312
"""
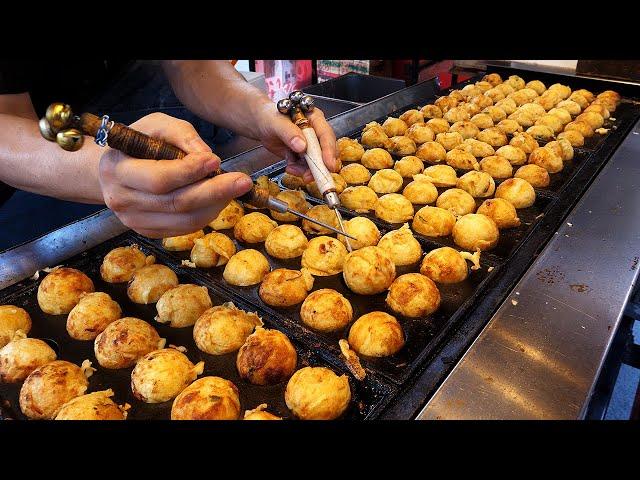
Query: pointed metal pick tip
287 208 358 240
333 209 353 252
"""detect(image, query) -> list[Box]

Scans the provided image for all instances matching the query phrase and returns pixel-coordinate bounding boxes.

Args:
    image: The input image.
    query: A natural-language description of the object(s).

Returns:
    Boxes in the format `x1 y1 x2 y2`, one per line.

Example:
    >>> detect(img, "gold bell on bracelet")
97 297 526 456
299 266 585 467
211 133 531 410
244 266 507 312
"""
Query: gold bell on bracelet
45 102 73 130
38 117 57 141
56 128 84 151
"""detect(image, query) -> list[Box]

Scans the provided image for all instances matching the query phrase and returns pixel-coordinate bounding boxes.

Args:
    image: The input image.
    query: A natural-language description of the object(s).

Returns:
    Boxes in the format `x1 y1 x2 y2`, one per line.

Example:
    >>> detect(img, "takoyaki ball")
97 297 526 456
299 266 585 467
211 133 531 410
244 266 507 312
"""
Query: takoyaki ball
341 163 372 185
452 213 499 251
208 200 245 231
162 231 205 252
446 148 480 171
94 317 165 369
67 292 121 340
450 121 480 140
193 303 261 355
386 273 441 318
479 155 513 179
255 175 281 198
443 106 471 124
426 118 450 134
421 104 443 119
271 190 311 221
100 245 154 283
496 119 523 135
505 75 525 90
131 348 204 403
339 186 379 213
483 106 508 123
509 89 533 107
556 99 582 116
243 404 282 420
265 225 308 259
422 165 458 187
461 138 496 158
471 94 494 110
368 169 404 194
436 188 476 216
548 107 573 125
399 109 425 126
584 103 610 119
495 178 536 208
300 289 353 332
394 155 425 178
462 102 481 117
476 198 521 229
508 110 535 128
55 389 127 420
190 232 236 268
592 97 617 113
301 236 348 276
281 173 307 190
285 366 351 420
377 224 423 266
497 83 516 96
548 83 572 100
522 87 540 101
557 138 575 161
514 164 550 188
526 125 555 142
301 205 340 236
259 269 314 307
19 360 89 419
485 87 506 103
361 123 391 149
435 95 458 113
234 212 278 243
406 123 435 144
223 249 271 286
0 306 31 348
37 267 95 315
457 171 496 198
374 193 414 223
461 84 483 99
156 284 212 328
525 80 546 95
413 206 457 237
519 102 547 118
544 141 564 160
236 327 297 385
388 136 417 156
568 92 589 109
449 90 465 103
470 113 494 129
475 80 493 93
483 72 503 86
171 376 240 420
557 130 585 147
495 145 527 166
534 93 560 111
337 137 365 162
361 147 394 170
528 147 563 174
343 246 396 295
564 120 595 138
338 217 381 250
382 117 408 137
477 127 508 147
574 88 595 103
306 173 347 199
402 175 438 205
348 312 404 356
416 141 447 164
510 132 539 154
598 89 621 102
576 111 605 130
0 338 56 383
535 114 564 134
420 246 469 284
495 98 517 115
436 132 464 151
127 264 178 304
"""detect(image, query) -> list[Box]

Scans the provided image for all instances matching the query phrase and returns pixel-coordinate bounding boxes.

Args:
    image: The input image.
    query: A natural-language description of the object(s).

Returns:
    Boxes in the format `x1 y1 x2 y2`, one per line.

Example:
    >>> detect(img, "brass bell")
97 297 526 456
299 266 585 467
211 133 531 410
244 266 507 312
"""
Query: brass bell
39 117 57 141
46 103 73 130
56 128 84 152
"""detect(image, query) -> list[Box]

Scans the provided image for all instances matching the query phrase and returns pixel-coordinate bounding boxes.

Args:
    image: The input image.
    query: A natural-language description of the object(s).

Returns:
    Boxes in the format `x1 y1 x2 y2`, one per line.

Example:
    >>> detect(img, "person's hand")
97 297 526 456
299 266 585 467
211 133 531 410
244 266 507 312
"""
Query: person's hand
98 112 253 238
253 100 338 182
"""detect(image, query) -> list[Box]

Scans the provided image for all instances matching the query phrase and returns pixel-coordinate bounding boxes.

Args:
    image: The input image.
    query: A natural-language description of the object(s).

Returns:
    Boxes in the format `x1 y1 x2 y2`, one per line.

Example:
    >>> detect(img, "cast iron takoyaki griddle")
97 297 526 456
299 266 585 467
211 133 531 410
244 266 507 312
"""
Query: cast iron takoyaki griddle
0 232 395 420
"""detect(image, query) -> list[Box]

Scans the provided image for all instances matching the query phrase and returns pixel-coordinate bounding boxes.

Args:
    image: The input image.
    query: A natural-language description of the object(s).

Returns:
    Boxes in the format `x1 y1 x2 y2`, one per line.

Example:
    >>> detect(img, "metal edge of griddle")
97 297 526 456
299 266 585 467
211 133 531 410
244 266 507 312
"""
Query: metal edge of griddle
415 116 640 420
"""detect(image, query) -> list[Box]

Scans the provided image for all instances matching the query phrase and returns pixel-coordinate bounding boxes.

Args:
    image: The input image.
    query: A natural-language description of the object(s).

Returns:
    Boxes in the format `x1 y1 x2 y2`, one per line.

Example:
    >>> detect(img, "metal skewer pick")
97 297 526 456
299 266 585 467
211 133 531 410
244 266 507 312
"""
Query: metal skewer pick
277 92 354 252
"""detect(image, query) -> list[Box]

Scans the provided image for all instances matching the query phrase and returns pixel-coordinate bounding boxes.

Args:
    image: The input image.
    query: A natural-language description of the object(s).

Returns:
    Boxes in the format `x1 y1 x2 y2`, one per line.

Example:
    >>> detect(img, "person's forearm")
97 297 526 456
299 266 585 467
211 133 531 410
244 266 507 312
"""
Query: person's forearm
162 60 272 140
0 113 104 204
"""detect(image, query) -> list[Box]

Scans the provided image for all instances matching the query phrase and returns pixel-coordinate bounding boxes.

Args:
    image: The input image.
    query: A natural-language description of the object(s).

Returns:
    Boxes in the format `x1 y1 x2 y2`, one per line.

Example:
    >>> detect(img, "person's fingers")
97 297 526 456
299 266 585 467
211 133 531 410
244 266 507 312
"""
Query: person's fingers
130 112 212 154
117 207 228 238
285 151 315 182
307 107 338 172
100 150 220 194
268 113 307 154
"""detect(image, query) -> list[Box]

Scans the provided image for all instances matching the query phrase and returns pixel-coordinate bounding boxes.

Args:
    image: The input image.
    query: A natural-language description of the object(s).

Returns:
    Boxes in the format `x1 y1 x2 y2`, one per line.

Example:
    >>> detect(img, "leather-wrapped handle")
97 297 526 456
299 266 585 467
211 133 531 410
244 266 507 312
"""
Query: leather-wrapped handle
79 112 267 207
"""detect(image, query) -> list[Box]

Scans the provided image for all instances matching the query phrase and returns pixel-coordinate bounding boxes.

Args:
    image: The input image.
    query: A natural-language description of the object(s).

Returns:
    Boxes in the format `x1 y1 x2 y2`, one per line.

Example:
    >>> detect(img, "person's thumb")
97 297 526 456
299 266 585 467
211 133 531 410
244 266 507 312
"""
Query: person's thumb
272 116 307 154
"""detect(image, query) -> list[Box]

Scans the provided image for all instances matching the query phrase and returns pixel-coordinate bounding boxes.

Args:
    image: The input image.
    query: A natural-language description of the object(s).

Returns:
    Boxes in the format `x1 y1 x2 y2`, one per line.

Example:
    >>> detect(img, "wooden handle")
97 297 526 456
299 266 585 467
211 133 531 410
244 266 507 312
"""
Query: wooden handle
78 113 266 207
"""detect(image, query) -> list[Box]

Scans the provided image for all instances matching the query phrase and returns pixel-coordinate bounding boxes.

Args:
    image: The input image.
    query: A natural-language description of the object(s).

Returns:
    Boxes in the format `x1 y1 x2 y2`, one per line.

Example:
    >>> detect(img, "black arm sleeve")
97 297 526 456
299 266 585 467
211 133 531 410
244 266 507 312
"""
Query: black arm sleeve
0 61 33 94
